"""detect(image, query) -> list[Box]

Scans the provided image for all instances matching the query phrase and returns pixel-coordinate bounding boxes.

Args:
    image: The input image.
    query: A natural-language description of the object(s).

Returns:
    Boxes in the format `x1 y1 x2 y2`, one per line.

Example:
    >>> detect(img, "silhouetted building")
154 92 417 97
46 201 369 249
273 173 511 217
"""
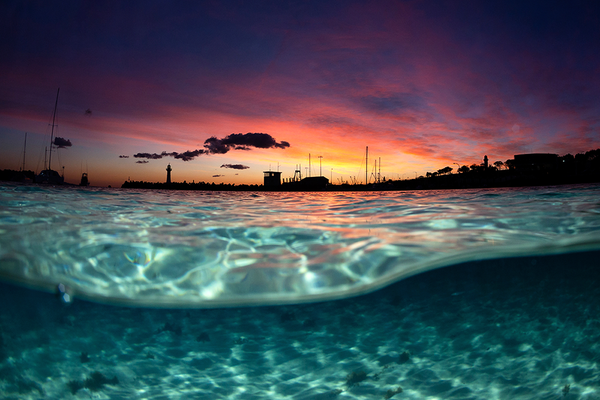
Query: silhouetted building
263 171 282 188
483 155 488 168
513 153 559 172
166 164 172 184
297 176 329 189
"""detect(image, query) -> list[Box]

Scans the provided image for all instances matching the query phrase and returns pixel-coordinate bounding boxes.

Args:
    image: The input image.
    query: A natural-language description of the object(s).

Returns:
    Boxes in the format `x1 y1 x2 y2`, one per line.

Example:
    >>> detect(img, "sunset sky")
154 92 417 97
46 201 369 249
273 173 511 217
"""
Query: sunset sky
1 0 599 187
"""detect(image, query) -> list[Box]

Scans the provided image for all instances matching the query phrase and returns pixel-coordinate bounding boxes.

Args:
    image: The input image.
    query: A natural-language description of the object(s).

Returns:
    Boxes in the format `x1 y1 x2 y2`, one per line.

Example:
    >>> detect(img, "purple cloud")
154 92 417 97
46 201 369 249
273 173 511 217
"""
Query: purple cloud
131 133 289 162
220 164 250 170
53 137 72 148
204 133 290 154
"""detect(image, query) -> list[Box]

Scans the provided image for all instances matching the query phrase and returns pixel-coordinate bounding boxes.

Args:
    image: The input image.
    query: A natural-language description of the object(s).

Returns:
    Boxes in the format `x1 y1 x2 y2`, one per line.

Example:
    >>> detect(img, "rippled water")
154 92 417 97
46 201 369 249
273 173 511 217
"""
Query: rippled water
1 183 599 306
2 182 600 399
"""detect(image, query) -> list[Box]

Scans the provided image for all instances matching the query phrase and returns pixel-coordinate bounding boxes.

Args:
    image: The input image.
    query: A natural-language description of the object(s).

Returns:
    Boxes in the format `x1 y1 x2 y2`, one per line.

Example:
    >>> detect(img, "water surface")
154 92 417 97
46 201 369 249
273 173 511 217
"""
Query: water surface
1 183 600 399
1 183 599 306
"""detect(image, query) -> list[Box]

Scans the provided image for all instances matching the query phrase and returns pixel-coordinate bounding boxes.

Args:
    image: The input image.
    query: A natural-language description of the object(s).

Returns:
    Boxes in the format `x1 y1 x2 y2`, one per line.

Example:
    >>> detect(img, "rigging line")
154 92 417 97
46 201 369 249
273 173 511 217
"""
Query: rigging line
38 94 56 172
20 132 27 171
370 161 376 182
35 135 47 174
57 146 62 172
356 154 364 183
48 88 60 171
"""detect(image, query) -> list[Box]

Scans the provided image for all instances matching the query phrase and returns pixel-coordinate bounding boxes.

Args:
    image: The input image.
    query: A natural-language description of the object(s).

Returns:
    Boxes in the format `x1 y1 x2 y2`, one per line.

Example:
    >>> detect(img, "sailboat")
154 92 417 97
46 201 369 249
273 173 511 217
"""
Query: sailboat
36 88 65 184
79 172 90 186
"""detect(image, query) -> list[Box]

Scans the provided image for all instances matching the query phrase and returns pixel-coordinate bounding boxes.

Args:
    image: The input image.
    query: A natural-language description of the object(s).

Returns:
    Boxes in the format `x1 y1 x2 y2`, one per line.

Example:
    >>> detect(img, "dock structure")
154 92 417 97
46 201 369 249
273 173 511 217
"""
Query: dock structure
263 170 282 188
294 176 329 190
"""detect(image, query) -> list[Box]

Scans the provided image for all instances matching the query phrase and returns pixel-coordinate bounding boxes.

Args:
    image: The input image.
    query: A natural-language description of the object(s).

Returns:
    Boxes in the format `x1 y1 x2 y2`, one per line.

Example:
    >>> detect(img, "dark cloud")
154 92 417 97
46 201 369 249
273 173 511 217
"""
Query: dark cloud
204 133 290 154
136 160 149 164
174 149 205 161
203 137 230 154
119 155 129 158
53 137 72 148
133 149 205 161
134 152 164 159
130 133 289 162
212 174 223 177
221 164 249 170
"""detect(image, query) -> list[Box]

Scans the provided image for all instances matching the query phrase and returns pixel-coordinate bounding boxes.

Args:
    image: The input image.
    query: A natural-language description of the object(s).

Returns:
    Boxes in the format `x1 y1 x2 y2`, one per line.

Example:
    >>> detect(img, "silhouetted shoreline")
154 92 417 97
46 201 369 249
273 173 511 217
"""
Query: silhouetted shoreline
1 172 599 192
3 167 599 192
119 169 600 192
3 148 598 191
121 148 600 191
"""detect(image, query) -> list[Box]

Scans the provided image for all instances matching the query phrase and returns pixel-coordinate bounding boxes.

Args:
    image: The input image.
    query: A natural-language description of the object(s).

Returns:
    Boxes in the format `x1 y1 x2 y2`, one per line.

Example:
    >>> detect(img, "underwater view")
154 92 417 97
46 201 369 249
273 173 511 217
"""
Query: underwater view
1 183 599 399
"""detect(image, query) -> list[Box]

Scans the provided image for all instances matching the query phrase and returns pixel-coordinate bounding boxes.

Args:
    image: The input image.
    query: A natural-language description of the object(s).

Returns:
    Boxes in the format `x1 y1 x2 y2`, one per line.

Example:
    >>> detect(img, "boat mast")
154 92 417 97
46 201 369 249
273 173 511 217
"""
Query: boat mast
365 146 368 185
21 132 27 171
48 88 60 171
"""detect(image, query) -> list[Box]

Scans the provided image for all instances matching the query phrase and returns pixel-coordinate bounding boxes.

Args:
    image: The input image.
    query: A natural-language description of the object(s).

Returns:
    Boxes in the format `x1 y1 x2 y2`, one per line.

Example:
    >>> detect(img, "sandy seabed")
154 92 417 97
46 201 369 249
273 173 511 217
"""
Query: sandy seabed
0 251 599 400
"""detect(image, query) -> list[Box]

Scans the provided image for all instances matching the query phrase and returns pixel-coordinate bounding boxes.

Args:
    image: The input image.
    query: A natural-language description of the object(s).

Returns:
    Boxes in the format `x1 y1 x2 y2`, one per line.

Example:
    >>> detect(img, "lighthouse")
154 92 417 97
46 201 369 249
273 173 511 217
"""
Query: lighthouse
166 163 172 184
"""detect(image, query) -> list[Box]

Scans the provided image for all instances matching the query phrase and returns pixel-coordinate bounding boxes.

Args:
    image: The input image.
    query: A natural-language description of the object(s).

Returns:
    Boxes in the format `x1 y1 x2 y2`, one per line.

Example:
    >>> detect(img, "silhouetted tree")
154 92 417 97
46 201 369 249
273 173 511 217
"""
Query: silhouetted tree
458 165 470 174
493 161 504 170
437 166 453 175
561 153 575 163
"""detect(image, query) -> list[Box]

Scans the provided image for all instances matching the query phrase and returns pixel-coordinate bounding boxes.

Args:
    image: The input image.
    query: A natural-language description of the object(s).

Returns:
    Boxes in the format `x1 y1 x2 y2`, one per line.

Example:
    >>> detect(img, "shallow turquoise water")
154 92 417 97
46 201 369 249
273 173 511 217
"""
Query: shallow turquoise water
0 183 599 306
0 251 598 399
0 183 599 399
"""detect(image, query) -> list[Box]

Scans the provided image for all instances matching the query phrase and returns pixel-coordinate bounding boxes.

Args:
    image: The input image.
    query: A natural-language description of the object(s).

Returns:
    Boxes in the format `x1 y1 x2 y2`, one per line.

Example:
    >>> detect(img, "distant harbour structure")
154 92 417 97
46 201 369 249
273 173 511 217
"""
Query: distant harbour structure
166 163 172 184
263 170 282 188
265 156 329 190
513 153 559 172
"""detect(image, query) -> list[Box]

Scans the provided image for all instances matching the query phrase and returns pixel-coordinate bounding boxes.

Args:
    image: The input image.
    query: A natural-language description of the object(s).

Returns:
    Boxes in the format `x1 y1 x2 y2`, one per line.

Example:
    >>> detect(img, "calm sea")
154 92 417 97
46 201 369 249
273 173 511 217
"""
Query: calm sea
0 183 599 399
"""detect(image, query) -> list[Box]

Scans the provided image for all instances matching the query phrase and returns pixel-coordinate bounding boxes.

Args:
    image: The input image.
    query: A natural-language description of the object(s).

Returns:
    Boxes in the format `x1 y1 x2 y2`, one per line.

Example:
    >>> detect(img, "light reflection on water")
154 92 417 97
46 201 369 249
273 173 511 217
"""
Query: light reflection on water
0 183 599 307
